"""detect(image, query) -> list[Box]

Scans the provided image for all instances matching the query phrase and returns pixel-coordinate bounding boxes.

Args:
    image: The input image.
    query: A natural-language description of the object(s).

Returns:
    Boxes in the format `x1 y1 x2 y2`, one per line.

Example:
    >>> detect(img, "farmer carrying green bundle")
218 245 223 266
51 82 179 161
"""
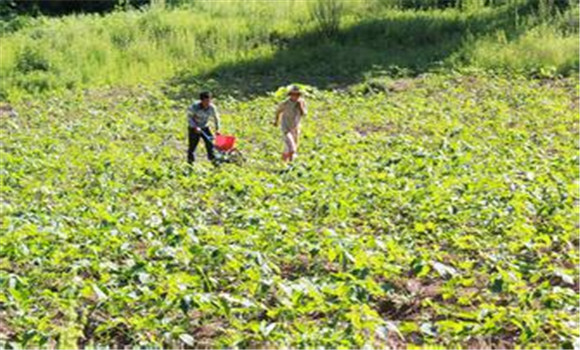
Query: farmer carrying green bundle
273 85 307 162
187 91 220 164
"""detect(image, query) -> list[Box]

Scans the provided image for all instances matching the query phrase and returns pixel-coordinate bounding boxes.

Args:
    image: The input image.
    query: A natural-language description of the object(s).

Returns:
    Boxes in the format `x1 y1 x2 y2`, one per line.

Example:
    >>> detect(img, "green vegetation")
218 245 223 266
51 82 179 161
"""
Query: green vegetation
0 0 578 99
2 73 578 349
0 0 578 348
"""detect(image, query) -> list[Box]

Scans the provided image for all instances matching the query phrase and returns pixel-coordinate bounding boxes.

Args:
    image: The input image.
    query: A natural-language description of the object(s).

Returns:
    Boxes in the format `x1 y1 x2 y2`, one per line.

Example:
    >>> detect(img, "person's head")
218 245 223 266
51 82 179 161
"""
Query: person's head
199 91 212 108
288 85 302 101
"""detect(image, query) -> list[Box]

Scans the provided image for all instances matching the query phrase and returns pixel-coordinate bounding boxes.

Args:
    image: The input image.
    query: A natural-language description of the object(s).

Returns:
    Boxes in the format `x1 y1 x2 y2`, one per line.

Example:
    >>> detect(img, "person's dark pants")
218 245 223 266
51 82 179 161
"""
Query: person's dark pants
187 127 215 163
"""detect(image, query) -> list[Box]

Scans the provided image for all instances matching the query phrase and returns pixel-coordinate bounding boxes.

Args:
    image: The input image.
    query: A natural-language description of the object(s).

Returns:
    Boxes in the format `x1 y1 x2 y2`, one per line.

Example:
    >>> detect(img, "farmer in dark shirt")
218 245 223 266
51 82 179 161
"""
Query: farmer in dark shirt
186 91 220 164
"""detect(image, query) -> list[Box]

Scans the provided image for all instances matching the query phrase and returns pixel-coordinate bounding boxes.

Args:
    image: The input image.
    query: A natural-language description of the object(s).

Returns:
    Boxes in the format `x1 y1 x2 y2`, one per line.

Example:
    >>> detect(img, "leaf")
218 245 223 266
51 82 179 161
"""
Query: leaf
179 333 195 346
180 295 194 313
8 288 24 304
420 322 437 337
431 261 457 278
327 247 338 262
554 269 575 285
414 223 426 233
412 258 432 278
491 277 503 293
92 284 107 301
437 320 464 333
260 321 276 337
377 321 404 340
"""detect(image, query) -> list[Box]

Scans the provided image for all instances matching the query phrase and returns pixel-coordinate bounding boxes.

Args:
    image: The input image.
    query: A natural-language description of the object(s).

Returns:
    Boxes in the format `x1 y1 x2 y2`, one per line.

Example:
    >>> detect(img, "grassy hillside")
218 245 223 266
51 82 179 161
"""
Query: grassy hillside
0 0 578 99
1 74 578 348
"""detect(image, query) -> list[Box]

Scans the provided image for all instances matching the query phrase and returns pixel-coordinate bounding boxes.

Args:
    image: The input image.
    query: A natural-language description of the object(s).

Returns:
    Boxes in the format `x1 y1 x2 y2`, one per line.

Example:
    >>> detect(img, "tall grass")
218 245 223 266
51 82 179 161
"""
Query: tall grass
0 1 334 99
310 0 345 38
0 0 577 100
460 25 579 76
0 8 283 94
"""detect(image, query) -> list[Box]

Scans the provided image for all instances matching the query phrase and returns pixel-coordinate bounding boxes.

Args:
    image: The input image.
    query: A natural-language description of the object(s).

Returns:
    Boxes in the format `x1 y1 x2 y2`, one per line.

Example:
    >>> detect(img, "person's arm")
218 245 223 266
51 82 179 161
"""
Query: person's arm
273 102 284 126
186 104 196 127
212 105 220 132
187 104 201 132
298 98 307 116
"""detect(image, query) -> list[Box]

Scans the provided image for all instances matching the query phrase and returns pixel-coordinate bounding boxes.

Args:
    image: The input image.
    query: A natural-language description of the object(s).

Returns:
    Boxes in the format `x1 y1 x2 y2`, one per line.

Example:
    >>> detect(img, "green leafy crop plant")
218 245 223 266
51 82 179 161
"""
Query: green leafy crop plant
1 73 578 348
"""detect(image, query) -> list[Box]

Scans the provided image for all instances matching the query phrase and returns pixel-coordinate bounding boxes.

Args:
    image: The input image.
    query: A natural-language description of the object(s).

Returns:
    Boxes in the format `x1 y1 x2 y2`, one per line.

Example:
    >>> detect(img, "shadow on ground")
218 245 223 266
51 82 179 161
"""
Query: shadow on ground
165 2 537 101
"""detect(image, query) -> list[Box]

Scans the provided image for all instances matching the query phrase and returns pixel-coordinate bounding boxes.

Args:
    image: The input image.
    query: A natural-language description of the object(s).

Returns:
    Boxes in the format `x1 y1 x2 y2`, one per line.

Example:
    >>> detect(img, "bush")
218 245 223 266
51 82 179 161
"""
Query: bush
15 70 57 93
15 45 50 73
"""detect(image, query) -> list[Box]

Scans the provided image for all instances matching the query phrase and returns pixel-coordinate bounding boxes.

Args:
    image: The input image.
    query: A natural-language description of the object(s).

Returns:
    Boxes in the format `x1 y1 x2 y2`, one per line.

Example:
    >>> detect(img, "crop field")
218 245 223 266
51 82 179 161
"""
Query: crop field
1 73 578 348
1 0 579 348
